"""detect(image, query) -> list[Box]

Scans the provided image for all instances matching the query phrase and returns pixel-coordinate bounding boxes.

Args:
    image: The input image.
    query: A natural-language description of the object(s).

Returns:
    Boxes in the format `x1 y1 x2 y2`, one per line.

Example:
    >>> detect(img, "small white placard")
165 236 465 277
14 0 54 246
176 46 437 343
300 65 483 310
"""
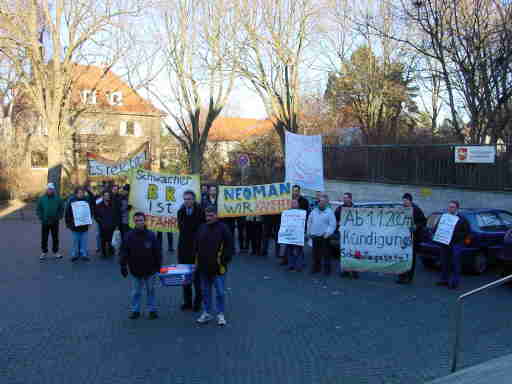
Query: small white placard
433 214 460 245
71 201 93 227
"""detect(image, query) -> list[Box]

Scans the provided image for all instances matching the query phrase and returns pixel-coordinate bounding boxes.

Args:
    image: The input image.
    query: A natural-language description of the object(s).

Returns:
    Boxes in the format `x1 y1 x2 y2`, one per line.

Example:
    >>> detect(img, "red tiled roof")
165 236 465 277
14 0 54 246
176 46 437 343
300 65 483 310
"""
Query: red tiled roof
70 64 164 116
208 117 274 141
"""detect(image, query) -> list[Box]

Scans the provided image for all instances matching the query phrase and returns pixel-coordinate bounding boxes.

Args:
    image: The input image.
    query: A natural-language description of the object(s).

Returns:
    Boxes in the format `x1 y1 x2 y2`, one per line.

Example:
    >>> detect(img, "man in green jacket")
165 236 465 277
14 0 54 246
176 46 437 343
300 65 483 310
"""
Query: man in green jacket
37 183 64 261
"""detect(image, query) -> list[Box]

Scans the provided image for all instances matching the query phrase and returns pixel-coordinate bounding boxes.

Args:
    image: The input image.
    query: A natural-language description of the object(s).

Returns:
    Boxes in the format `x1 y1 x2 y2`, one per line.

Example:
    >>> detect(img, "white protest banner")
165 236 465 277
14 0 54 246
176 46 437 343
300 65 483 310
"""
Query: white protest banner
71 201 93 226
455 146 495 164
128 169 200 232
278 209 307 246
87 142 149 177
285 131 324 191
339 207 413 274
433 214 460 245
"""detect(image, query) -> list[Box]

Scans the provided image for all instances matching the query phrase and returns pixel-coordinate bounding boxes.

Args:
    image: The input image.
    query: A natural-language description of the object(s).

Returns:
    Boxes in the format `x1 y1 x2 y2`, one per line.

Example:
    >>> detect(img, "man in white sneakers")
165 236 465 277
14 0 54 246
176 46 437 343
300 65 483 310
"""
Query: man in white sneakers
195 206 234 326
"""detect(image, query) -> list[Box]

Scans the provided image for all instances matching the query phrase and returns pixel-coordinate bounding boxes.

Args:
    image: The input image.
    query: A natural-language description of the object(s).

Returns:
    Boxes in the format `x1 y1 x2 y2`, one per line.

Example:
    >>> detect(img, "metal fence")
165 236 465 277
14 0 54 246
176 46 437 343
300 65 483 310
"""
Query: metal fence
324 143 512 191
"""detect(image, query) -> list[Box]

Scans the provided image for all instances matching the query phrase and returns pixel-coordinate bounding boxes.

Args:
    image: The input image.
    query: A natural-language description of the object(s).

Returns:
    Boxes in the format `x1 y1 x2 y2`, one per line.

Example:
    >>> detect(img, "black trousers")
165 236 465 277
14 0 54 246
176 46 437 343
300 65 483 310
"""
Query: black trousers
247 221 263 255
312 236 331 273
236 218 248 249
183 272 202 307
41 222 59 253
157 232 174 252
100 227 115 257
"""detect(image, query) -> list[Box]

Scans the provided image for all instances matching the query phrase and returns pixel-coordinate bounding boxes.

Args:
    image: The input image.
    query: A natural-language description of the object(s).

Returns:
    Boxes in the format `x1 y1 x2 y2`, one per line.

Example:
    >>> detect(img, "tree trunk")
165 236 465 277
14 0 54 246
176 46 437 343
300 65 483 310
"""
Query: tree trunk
189 144 202 174
47 123 63 195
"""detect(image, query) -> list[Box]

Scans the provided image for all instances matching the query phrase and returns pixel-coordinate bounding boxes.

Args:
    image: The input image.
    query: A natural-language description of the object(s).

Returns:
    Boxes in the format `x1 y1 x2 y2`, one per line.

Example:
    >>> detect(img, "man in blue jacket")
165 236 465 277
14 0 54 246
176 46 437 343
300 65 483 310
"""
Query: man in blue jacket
120 212 162 319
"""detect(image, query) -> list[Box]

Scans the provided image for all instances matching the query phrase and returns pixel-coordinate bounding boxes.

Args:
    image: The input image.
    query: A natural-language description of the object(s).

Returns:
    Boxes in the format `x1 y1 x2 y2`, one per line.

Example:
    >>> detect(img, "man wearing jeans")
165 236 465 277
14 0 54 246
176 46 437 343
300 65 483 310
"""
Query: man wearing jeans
36 183 64 261
120 212 162 319
65 187 92 262
195 207 234 326
307 193 336 275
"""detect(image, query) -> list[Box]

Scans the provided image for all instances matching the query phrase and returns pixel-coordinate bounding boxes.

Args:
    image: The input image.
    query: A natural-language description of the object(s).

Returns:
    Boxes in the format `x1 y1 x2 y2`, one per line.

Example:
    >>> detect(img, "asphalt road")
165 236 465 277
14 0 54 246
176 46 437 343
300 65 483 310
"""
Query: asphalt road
2 215 512 384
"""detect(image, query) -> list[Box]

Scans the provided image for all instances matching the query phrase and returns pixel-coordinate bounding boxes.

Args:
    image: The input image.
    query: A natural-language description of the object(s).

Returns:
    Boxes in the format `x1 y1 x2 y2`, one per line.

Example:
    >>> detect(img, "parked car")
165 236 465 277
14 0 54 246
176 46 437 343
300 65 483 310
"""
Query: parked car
419 209 512 275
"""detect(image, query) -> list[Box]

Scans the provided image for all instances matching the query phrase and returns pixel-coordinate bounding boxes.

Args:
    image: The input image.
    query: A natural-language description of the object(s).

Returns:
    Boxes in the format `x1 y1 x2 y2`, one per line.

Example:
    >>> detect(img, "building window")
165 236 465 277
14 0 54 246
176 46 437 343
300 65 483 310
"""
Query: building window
108 91 123 106
120 121 142 136
31 151 48 169
80 89 97 105
126 121 135 135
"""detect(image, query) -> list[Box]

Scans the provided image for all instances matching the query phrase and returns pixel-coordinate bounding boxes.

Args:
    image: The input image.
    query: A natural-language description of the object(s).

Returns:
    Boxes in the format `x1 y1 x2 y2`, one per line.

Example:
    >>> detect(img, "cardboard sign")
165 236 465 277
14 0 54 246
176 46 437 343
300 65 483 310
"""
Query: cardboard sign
285 131 324 191
71 201 93 226
217 183 292 218
339 207 413 274
128 169 200 232
433 213 460 245
278 209 307 246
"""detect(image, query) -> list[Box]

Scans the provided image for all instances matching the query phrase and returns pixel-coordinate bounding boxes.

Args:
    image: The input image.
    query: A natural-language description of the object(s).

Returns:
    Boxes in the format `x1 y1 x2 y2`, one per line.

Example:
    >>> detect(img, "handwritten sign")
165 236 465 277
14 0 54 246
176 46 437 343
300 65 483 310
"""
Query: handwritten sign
128 169 200 232
218 183 292 218
339 207 413 274
278 209 307 246
433 214 460 245
71 201 93 226
285 131 324 191
87 142 149 177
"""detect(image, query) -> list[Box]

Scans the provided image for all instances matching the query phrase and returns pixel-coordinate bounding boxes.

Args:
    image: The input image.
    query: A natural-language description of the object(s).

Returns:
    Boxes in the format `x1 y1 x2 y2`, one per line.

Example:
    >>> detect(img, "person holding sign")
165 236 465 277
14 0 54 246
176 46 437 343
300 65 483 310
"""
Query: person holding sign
280 200 307 272
65 187 93 262
307 194 336 275
434 201 470 289
396 193 426 284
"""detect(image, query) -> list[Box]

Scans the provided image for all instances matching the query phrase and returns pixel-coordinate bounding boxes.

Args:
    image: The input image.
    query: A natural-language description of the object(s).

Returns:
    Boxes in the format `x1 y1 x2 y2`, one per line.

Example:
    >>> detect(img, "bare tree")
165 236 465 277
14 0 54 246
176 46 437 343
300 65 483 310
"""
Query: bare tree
0 0 144 191
144 0 239 174
366 0 512 144
235 0 320 151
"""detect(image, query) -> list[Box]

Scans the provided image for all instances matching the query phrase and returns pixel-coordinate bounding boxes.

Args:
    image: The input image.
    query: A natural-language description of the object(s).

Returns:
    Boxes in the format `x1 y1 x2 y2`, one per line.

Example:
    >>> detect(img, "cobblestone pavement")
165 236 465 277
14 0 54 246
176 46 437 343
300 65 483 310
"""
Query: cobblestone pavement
2 216 512 384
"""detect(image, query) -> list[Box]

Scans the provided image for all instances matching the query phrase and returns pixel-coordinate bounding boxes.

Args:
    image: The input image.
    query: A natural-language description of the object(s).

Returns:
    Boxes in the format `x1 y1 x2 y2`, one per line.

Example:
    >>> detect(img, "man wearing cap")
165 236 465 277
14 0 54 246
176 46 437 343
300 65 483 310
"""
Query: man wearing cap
397 193 427 284
37 183 64 261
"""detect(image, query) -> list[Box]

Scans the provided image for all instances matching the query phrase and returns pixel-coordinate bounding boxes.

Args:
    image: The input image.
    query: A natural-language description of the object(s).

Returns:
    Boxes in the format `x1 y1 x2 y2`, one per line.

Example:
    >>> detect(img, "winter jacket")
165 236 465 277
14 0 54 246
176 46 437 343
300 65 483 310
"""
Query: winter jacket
36 194 64 225
177 203 205 264
65 197 92 232
119 196 130 225
411 203 427 244
120 228 161 277
94 200 120 230
450 214 470 246
297 196 310 212
195 221 234 276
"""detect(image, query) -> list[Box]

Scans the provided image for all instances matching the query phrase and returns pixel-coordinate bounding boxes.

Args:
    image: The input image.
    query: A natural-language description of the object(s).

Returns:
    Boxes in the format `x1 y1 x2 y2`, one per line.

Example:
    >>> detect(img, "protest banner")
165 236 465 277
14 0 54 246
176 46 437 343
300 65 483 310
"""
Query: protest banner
278 209 307 246
71 201 93 226
218 182 292 218
128 168 200 232
433 214 460 245
87 142 150 177
339 207 413 274
285 131 324 191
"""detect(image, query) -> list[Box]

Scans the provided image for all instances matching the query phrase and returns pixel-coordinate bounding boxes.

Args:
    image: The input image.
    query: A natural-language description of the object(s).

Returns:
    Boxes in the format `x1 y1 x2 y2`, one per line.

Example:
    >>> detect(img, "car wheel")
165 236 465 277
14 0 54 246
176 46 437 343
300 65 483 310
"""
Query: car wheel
470 252 488 275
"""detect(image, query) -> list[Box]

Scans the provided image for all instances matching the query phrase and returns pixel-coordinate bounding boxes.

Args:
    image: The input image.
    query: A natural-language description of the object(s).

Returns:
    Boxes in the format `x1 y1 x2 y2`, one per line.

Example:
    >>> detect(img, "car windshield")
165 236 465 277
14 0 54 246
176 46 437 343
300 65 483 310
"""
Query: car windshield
475 212 506 231
498 212 512 227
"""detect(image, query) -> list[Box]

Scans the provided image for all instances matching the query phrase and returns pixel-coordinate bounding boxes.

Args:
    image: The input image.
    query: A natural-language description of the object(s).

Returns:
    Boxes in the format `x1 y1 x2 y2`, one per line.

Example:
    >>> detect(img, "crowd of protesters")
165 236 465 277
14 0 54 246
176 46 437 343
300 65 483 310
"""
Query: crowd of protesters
36 179 469 324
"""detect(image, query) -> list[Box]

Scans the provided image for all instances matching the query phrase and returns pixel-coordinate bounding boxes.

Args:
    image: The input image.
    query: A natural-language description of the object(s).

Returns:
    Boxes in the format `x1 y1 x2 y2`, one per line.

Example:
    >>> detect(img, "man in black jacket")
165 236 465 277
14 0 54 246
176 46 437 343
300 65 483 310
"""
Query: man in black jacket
120 212 162 319
195 206 234 326
435 200 470 290
397 193 427 284
177 190 204 311
292 185 310 212
94 191 120 258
